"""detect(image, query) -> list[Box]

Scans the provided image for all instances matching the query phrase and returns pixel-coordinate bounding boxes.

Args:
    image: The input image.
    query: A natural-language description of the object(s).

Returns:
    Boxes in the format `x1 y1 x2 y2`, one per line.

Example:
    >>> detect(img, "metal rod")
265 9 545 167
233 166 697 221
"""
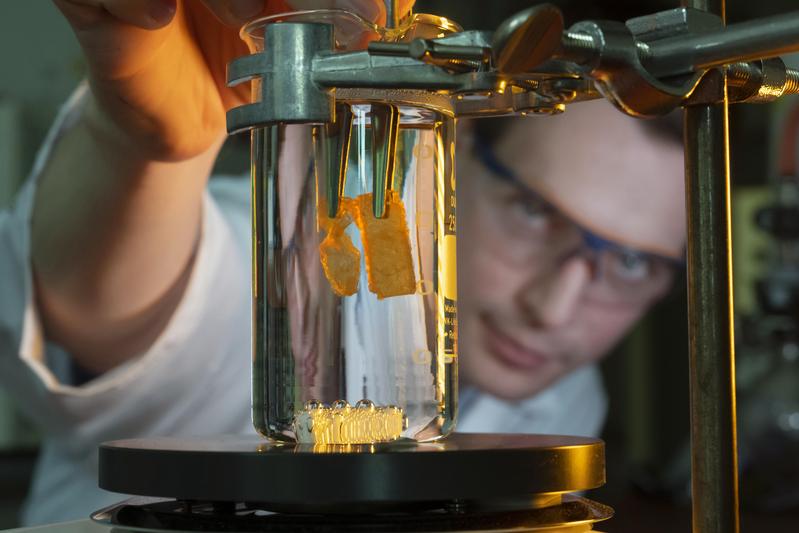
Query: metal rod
683 1 740 533
384 0 400 29
646 10 799 77
323 104 353 218
371 104 400 218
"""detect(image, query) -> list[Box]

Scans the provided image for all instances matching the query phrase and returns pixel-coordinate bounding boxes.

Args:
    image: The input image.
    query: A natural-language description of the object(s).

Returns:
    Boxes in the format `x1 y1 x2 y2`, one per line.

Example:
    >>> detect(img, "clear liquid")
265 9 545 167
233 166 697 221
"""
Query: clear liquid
252 104 457 443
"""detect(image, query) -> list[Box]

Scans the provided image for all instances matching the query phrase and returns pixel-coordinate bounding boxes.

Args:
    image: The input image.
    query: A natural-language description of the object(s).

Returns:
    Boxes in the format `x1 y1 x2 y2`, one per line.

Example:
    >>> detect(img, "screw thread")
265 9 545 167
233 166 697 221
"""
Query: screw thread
725 63 755 87
560 31 598 64
562 31 595 52
784 70 799 95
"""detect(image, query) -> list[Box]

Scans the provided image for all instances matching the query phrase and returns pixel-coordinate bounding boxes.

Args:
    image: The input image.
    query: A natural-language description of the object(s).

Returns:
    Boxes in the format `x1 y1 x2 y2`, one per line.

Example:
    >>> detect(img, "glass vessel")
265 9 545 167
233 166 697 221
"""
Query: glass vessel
242 11 459 444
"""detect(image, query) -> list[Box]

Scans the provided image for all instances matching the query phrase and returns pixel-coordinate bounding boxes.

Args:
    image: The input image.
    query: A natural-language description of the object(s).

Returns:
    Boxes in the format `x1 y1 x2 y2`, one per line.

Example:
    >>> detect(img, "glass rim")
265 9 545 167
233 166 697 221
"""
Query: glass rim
240 9 463 43
241 9 375 42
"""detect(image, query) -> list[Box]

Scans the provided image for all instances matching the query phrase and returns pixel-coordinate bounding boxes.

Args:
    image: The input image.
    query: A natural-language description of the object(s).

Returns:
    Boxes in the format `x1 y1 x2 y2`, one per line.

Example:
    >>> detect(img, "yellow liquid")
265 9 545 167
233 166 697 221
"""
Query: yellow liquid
293 400 407 444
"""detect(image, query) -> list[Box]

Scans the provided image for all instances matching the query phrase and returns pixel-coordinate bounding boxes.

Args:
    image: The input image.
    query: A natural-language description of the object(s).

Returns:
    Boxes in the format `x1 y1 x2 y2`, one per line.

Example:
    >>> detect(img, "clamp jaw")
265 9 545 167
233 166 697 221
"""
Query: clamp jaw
226 4 799 132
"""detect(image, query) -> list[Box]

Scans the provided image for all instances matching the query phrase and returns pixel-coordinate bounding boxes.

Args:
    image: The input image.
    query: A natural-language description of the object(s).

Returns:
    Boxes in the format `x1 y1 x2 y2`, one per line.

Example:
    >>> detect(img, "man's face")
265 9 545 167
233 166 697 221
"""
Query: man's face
456 100 685 401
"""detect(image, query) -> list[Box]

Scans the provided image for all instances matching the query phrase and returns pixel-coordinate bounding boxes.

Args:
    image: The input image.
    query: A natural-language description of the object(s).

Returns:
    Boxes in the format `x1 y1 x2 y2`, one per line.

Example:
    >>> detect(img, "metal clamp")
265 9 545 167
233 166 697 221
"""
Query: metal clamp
225 4 799 131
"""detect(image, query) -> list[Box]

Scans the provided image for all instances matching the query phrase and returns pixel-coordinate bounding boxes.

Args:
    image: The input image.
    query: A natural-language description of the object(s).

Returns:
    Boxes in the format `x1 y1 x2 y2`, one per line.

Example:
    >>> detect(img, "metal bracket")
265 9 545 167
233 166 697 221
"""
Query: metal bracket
561 8 722 117
225 5 799 131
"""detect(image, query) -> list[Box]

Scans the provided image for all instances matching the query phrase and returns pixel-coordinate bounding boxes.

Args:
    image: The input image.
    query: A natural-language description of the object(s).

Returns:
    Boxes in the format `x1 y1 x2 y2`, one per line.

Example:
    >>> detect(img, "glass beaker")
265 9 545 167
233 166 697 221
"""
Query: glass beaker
243 11 459 444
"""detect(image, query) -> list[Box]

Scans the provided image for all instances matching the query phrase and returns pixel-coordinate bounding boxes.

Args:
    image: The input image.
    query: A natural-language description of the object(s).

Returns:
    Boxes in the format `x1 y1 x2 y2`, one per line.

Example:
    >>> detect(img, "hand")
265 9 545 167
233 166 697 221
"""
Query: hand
53 0 414 162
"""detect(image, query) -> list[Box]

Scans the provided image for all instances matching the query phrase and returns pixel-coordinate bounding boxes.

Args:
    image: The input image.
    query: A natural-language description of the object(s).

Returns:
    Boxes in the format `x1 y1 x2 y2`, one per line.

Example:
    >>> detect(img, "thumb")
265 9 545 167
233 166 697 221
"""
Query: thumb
53 0 178 31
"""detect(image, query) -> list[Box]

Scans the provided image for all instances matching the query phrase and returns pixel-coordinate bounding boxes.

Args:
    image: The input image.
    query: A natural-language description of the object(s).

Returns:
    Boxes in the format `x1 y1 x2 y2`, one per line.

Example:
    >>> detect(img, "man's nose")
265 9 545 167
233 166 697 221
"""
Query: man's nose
518 256 591 328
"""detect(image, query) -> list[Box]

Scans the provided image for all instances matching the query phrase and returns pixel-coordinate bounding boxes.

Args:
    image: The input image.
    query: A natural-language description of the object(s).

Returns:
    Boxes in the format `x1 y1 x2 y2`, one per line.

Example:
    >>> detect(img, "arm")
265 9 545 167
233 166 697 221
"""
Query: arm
31 92 220 374
33 0 410 375
31 0 252 375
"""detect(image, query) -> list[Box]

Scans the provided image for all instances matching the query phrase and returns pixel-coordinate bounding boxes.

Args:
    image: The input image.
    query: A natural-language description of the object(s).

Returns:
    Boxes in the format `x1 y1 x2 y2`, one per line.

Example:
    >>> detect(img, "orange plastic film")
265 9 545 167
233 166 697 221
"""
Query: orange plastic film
318 198 360 297
354 191 416 299
317 196 355 233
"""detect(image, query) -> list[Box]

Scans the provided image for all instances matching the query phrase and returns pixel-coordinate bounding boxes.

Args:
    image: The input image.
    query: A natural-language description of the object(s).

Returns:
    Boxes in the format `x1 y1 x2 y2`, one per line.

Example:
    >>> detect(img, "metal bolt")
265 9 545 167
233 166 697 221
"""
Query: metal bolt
784 69 799 94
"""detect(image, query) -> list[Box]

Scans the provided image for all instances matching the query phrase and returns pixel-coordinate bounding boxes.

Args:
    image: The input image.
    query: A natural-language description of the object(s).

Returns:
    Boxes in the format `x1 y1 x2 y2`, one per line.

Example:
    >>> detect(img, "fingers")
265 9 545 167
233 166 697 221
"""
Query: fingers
56 0 416 33
200 0 265 27
54 0 178 30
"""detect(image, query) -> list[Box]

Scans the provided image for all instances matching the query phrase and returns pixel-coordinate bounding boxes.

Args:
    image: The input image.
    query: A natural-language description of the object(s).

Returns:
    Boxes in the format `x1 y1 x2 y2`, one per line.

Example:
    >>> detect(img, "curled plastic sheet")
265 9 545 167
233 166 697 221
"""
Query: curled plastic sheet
318 192 416 299
319 197 360 297
355 191 417 299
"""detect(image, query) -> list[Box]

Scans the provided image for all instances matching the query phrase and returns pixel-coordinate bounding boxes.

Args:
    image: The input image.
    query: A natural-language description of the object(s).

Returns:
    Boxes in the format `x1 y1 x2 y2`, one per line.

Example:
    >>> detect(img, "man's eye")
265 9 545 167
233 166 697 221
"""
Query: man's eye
509 196 551 228
610 251 652 282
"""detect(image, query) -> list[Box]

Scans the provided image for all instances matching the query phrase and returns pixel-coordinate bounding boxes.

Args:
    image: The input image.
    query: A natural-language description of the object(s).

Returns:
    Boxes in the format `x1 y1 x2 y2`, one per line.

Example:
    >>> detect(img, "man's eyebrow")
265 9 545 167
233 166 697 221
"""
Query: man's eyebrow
474 139 541 197
475 138 686 264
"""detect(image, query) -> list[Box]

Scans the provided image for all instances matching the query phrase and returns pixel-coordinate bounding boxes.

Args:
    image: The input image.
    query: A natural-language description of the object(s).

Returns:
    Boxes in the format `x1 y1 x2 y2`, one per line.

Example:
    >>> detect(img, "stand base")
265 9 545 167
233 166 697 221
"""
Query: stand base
92 494 612 532
96 433 611 531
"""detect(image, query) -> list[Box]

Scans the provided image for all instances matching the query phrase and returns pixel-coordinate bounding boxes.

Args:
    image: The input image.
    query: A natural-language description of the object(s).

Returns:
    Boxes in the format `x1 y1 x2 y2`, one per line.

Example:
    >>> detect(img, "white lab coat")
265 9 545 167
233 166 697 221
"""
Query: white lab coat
0 85 607 526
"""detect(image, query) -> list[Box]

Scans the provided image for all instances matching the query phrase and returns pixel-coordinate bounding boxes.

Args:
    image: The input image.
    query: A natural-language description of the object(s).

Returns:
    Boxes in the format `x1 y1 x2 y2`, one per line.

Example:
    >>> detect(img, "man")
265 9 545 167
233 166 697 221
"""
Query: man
0 0 683 525
456 107 683 434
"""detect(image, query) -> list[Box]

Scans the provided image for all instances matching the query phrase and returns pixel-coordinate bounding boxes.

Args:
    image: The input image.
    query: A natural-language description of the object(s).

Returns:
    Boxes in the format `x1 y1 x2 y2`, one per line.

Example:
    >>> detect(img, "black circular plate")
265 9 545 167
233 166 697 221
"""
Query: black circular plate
99 433 604 509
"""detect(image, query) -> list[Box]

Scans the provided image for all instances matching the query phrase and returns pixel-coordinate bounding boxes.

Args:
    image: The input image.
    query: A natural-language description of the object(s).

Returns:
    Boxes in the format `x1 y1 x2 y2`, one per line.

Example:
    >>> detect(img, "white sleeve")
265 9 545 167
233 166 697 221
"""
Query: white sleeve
0 84 252 440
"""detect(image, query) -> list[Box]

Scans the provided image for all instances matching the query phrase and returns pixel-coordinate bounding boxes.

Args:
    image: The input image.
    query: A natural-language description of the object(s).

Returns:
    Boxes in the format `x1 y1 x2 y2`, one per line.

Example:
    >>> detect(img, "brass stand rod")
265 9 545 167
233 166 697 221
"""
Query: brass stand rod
683 1 740 532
